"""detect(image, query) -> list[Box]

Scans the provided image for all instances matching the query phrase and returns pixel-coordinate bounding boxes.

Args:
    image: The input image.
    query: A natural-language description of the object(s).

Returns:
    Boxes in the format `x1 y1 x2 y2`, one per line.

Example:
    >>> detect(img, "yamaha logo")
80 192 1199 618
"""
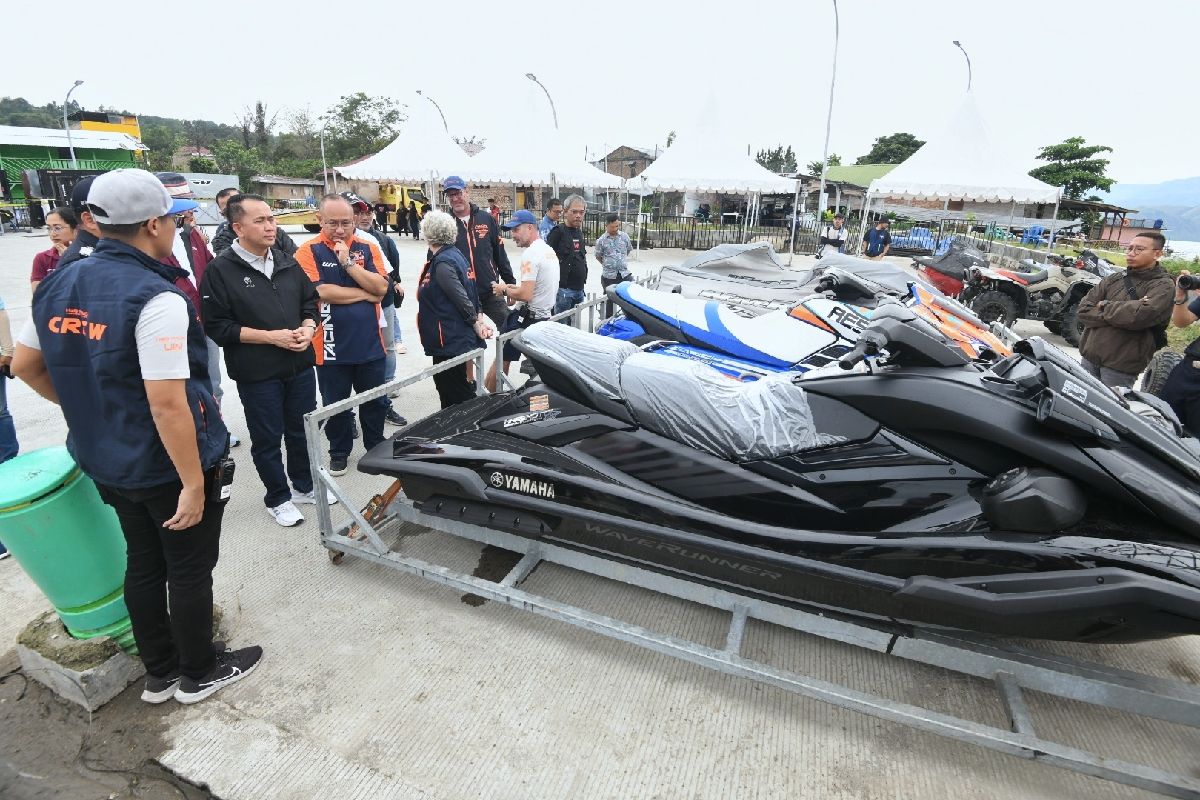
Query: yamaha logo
487 472 556 499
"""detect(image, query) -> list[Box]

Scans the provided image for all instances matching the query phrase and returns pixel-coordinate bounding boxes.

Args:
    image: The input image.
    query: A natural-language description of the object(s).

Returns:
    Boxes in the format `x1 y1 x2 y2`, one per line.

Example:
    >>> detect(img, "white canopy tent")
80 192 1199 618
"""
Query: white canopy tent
865 94 1062 247
458 128 622 190
335 111 467 184
635 131 798 195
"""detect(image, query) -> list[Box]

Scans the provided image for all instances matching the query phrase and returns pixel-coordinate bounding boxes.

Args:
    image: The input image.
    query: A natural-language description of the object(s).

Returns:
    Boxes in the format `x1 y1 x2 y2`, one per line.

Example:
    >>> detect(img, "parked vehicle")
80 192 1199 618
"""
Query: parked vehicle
603 269 1013 381
959 250 1119 346
359 317 1200 643
911 239 992 298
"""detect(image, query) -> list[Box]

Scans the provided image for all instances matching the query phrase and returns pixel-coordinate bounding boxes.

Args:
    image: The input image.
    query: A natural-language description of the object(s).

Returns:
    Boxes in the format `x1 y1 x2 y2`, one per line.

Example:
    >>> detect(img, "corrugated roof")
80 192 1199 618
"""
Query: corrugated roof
252 175 324 186
0 124 147 151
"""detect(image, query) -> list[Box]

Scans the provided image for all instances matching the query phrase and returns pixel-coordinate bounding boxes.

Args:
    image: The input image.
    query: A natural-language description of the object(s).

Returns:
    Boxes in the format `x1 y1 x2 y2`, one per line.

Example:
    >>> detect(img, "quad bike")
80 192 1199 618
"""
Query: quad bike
960 250 1118 346
911 239 992 298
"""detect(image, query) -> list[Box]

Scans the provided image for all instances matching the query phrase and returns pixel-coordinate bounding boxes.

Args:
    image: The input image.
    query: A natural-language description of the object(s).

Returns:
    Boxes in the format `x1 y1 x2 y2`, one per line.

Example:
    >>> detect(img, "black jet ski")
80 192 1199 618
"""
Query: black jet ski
360 312 1200 643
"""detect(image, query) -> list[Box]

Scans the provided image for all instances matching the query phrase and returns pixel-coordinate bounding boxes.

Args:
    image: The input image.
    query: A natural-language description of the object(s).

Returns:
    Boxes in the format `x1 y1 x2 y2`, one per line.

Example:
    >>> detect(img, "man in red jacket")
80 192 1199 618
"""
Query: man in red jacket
157 173 239 445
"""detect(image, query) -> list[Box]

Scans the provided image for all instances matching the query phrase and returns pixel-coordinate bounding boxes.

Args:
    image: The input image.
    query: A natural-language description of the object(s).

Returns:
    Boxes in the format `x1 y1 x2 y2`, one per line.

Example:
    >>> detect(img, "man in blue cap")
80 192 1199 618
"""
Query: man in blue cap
484 209 560 391
14 168 262 705
443 175 515 329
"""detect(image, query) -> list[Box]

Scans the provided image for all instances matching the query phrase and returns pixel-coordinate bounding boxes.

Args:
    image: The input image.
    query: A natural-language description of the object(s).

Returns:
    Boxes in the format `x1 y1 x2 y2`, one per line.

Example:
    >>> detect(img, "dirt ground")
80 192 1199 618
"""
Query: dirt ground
0 647 215 800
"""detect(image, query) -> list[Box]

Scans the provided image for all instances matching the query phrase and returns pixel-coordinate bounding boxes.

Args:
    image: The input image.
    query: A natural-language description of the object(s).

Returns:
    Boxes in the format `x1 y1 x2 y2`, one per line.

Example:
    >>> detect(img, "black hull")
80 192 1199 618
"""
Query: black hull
364 453 1200 643
358 332 1200 644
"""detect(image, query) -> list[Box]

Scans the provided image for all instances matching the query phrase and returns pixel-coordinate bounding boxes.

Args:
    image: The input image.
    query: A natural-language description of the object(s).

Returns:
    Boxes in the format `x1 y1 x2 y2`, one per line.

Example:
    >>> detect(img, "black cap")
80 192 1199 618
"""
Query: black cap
69 175 97 213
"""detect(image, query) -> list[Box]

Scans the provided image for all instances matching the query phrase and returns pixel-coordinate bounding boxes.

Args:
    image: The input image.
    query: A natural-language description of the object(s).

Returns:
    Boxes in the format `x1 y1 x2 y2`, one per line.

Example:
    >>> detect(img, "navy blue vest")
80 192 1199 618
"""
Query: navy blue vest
417 246 481 357
33 238 229 490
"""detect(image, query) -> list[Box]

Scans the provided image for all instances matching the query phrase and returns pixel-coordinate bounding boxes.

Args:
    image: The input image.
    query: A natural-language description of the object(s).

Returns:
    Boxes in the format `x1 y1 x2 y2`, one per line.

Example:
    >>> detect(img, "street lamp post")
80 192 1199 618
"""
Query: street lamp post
319 115 331 196
525 73 558 130
415 90 449 134
63 80 84 169
952 40 972 92
790 0 838 264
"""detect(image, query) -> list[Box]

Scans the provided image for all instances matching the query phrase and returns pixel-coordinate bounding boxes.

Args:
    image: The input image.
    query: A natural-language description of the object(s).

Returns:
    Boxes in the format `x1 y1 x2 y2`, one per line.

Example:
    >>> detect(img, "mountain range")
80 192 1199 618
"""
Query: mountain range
1101 177 1200 242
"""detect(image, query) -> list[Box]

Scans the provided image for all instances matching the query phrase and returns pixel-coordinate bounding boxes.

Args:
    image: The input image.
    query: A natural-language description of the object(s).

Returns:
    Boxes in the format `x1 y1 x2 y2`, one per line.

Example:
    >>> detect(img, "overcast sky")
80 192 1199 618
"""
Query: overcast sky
11 0 1195 186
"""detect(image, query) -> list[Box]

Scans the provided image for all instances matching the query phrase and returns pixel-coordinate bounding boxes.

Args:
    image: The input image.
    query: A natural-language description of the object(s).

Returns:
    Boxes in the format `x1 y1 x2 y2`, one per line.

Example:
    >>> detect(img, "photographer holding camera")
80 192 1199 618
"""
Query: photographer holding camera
1158 268 1200 437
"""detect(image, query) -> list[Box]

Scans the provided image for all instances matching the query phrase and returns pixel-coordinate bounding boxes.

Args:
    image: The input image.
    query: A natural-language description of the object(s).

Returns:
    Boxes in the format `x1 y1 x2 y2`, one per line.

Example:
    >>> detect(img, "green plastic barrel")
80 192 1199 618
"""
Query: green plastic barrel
0 447 136 653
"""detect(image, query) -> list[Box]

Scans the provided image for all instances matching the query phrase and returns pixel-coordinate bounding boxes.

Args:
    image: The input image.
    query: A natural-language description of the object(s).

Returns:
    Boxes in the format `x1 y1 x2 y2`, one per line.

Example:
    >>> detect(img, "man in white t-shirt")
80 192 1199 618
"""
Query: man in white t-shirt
13 168 262 705
485 210 560 392
818 214 849 258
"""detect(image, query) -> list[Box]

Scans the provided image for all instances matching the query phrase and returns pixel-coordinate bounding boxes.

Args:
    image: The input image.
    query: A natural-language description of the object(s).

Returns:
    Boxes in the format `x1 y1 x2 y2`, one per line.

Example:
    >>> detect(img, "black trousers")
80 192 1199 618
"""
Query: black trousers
432 354 477 409
1160 359 1200 439
96 477 223 680
600 273 633 318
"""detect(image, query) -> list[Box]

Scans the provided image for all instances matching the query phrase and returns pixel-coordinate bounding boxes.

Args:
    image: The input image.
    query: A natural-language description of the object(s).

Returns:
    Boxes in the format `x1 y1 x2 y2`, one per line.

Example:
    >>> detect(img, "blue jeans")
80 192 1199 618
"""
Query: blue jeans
553 288 586 320
381 305 397 384
236 369 317 507
0 374 16 464
316 358 386 459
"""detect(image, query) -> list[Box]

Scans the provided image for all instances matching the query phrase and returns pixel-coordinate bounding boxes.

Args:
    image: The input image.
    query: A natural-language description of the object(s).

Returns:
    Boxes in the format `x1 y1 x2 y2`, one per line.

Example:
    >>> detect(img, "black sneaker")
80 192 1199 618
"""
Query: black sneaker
141 671 181 704
140 639 227 703
329 457 348 477
175 645 263 705
385 409 408 427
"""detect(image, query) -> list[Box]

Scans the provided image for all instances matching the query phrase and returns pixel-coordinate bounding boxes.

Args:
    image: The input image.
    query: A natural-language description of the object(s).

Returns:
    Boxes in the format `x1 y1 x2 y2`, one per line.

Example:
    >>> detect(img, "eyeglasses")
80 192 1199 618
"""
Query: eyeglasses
1125 245 1156 253
47 225 70 233
322 220 355 229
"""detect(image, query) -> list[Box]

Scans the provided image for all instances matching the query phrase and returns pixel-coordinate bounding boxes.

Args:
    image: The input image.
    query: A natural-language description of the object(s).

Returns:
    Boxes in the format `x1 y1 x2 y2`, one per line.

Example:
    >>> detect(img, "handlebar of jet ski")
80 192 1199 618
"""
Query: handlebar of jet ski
839 337 880 370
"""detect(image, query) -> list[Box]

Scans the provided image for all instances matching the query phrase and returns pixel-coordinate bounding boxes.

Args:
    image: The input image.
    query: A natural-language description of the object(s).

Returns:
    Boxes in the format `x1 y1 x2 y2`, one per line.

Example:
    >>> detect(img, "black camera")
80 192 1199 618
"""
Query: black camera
1178 274 1200 291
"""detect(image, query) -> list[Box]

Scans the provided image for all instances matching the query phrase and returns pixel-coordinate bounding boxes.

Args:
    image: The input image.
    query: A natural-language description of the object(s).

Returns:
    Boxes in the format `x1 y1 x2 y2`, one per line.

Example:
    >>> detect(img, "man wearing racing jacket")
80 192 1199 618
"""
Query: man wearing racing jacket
442 175 514 328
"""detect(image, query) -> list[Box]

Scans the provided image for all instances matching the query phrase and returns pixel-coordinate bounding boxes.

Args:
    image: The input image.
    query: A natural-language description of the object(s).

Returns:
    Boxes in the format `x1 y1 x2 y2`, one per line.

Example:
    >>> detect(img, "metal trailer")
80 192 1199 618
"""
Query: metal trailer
303 293 1200 799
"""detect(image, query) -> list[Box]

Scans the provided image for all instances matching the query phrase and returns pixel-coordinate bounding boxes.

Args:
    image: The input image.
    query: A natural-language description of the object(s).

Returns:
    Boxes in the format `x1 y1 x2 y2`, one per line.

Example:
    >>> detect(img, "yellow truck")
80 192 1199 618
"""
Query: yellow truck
273 184 431 232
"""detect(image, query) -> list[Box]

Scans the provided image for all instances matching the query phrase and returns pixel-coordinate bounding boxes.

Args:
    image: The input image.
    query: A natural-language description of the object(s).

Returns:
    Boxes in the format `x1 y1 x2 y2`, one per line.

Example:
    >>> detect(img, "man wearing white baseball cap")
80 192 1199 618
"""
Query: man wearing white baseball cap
13 168 263 706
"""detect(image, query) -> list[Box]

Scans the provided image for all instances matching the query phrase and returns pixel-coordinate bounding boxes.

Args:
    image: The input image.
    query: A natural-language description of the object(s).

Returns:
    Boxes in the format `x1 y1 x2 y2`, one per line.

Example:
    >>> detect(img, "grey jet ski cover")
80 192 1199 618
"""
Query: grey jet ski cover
655 242 934 315
619 353 840 461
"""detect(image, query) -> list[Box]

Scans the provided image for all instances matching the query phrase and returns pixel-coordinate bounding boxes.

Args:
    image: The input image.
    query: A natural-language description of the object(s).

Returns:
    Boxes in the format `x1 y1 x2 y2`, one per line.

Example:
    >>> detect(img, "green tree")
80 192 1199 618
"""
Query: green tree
1028 136 1115 200
755 145 797 173
323 93 405 162
855 133 925 165
805 153 842 175
142 124 182 171
188 156 217 173
210 139 264 190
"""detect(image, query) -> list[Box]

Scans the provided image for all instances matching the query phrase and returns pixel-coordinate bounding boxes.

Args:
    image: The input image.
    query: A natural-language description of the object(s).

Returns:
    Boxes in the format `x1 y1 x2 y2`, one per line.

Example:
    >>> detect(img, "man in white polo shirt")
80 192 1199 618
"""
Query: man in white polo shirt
485 209 560 391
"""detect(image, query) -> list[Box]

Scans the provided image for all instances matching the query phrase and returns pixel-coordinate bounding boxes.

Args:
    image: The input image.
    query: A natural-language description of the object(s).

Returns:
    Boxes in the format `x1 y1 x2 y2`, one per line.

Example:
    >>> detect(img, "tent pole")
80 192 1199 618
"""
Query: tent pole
1046 192 1061 252
787 176 801 263
859 192 872 256
1007 200 1016 240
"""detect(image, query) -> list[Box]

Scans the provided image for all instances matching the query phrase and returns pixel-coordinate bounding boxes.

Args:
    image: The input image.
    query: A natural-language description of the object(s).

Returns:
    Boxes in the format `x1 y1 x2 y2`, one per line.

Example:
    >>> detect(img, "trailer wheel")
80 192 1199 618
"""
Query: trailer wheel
969 290 1018 327
328 549 345 565
1141 349 1184 397
304 224 321 233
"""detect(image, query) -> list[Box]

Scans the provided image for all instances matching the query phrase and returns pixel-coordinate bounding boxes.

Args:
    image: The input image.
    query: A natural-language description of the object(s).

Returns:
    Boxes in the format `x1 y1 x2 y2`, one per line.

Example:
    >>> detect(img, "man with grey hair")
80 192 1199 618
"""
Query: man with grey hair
546 194 589 315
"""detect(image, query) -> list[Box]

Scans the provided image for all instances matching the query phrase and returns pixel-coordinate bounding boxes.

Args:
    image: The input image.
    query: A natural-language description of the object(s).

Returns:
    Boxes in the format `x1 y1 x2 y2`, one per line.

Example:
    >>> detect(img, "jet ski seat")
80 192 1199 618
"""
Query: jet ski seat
514 322 639 423
618 351 839 461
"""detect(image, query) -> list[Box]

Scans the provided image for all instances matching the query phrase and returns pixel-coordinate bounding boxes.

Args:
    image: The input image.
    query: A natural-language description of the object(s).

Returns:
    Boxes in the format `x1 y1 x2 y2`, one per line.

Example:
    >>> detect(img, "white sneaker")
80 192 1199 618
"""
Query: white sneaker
267 500 304 527
291 489 339 506
394 343 407 354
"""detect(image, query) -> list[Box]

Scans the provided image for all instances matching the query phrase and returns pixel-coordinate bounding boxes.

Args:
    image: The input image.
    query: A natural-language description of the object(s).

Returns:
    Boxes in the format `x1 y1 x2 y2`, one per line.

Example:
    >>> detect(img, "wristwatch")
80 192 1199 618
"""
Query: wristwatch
1175 297 1189 306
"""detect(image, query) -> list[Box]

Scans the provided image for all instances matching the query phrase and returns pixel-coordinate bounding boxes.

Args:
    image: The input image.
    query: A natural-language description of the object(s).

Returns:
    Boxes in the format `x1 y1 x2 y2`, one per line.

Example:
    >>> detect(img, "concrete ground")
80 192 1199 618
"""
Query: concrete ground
1 225 1196 799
